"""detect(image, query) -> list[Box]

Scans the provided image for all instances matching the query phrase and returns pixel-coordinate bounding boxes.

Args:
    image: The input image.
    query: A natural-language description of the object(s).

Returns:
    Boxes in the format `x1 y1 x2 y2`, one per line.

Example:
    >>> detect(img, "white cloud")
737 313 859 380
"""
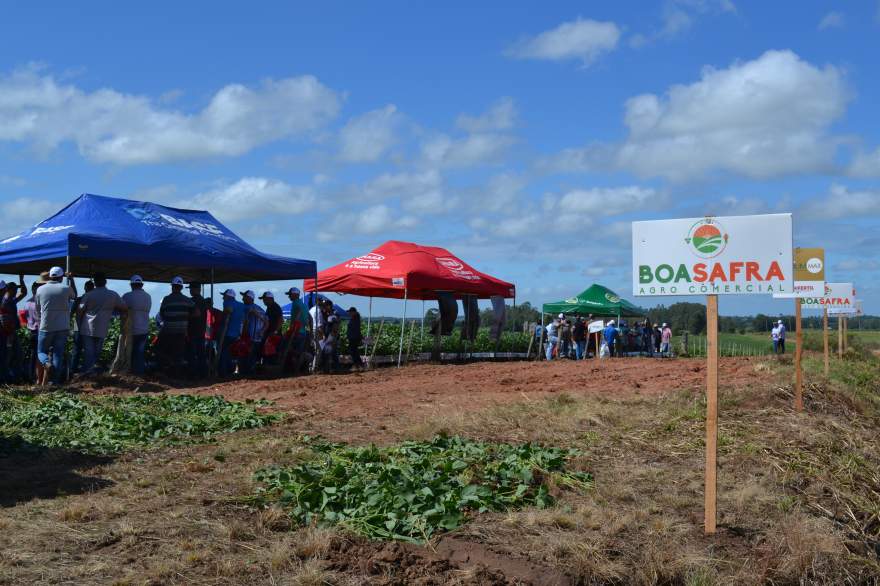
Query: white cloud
361 169 457 213
0 66 341 165
176 177 316 223
338 104 401 163
421 133 516 168
0 197 59 238
548 50 849 180
506 18 620 65
848 148 880 177
478 173 527 212
802 184 880 219
456 97 517 133
318 204 418 242
818 11 845 30
550 186 660 217
631 0 737 47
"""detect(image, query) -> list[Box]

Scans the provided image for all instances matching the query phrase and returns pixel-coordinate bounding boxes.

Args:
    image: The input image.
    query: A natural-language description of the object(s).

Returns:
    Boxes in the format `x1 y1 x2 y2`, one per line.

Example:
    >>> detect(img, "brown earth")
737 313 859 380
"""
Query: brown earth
3 356 878 585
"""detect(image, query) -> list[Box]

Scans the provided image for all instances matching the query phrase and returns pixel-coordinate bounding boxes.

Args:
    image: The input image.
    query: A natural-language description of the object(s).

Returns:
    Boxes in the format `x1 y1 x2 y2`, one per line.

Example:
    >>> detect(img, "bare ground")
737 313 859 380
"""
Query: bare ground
2 356 879 585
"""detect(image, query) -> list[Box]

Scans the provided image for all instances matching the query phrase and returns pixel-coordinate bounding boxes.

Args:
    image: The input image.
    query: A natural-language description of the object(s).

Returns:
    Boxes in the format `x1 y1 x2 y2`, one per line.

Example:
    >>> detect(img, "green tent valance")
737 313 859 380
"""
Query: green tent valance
542 284 643 318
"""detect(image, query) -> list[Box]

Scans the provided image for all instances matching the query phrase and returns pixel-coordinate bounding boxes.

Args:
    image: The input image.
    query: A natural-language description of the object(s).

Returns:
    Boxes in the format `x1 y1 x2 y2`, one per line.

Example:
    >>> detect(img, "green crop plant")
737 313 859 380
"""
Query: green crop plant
253 434 592 543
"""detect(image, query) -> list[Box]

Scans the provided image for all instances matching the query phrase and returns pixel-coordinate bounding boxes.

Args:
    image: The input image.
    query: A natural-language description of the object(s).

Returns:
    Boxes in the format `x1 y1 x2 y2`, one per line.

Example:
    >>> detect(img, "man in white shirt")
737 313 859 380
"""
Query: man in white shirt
78 272 127 374
545 316 560 361
34 266 78 385
122 275 152 375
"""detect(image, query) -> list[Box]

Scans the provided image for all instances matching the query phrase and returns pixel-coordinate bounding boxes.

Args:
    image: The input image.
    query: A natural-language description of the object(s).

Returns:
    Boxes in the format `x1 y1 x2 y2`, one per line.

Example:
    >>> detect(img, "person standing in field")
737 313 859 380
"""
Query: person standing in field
347 307 364 371
0 276 27 382
770 323 780 354
240 290 268 375
259 291 283 364
24 281 43 383
69 279 94 375
218 288 246 377
122 275 152 376
776 320 786 354
573 317 587 360
34 267 78 385
661 323 672 356
158 276 197 376
602 320 617 358
77 272 127 374
187 282 211 379
545 316 560 361
283 287 309 375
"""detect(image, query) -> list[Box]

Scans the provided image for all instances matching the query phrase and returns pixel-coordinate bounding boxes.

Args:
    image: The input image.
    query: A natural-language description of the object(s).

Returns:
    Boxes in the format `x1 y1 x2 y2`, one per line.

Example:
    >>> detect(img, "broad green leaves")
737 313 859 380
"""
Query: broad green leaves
0 393 277 455
253 435 592 543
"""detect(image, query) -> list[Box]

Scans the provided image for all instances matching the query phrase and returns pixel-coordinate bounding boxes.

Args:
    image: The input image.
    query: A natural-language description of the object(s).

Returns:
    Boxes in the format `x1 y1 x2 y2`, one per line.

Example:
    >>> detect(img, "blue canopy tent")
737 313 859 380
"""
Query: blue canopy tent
0 194 316 283
282 293 349 321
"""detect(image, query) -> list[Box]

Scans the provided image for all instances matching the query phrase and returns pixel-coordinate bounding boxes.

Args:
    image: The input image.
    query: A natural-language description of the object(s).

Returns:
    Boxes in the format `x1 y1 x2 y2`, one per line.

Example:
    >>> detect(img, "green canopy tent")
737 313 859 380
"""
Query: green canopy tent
542 284 643 319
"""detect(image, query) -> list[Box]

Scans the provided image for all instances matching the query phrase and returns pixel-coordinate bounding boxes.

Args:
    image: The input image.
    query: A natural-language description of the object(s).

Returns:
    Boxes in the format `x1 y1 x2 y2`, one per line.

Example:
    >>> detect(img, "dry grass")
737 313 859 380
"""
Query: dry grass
2 357 879 584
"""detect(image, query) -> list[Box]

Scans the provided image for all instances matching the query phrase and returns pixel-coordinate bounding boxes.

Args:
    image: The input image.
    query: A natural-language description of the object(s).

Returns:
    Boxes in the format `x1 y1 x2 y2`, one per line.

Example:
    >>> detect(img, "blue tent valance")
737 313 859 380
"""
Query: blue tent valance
0 193 316 283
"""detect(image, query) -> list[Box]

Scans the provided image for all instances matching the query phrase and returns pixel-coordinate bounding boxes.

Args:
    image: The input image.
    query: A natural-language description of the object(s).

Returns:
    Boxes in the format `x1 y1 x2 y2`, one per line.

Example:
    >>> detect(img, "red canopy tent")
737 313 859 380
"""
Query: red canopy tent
303 240 516 365
303 240 515 300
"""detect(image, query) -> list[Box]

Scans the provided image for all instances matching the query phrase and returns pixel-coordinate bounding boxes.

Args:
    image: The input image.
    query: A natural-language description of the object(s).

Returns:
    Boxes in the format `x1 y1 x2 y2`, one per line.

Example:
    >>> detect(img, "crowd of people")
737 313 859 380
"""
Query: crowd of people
542 314 673 360
0 267 362 386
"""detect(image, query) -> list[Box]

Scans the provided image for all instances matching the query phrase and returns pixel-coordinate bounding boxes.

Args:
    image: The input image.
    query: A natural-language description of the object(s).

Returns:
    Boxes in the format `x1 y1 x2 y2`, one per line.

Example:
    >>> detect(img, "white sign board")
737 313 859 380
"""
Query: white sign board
829 299 862 317
800 282 854 310
588 320 605 334
632 214 793 297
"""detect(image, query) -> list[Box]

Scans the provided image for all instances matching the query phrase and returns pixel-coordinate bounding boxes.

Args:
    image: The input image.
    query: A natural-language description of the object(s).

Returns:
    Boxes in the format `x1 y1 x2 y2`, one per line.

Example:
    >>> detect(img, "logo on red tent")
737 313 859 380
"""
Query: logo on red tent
346 252 384 270
435 257 480 281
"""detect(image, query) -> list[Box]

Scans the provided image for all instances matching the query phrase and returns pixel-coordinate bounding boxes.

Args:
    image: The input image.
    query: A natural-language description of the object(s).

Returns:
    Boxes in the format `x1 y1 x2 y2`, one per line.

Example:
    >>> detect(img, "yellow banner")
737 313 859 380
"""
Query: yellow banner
794 247 824 282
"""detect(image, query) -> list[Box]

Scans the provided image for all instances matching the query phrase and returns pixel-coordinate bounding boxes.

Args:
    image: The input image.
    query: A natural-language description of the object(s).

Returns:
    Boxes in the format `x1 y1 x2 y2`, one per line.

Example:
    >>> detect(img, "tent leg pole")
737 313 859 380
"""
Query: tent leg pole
367 297 372 338
65 255 70 275
397 288 408 368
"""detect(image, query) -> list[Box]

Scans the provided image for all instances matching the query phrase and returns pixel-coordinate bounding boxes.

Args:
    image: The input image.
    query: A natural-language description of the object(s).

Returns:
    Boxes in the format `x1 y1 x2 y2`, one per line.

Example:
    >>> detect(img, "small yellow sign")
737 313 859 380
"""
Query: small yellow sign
794 247 824 282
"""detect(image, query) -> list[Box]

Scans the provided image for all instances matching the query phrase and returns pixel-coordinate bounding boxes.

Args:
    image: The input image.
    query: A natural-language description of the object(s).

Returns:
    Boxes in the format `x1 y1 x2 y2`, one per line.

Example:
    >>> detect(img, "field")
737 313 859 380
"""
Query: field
2 352 880 585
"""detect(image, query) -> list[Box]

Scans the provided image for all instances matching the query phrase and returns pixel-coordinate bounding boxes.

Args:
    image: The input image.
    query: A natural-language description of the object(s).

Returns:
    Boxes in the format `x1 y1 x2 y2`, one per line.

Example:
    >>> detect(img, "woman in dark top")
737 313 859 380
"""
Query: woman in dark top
347 307 364 371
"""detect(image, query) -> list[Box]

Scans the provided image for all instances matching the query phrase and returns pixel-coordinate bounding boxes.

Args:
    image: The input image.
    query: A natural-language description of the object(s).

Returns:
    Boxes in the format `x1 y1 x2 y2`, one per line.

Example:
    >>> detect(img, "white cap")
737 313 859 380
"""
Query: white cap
662 323 667 327
171 276 184 286
259 291 274 300
130 275 144 284
49 266 64 278
608 320 615 325
242 290 256 300
778 320 783 324
558 313 564 319
222 288 236 298
287 287 301 296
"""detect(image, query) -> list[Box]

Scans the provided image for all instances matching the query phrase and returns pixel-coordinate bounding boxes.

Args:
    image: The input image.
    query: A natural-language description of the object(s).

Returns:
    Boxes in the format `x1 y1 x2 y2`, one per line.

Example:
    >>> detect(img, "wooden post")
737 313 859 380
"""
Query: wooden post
525 324 535 359
705 295 718 535
794 299 803 412
843 317 848 352
823 307 829 375
595 332 599 360
369 319 385 368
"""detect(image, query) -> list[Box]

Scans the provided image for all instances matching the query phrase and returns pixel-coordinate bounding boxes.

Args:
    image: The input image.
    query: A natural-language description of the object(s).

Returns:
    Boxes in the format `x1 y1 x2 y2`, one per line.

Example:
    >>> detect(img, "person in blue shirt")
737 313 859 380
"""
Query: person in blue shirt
218 288 246 377
602 320 618 358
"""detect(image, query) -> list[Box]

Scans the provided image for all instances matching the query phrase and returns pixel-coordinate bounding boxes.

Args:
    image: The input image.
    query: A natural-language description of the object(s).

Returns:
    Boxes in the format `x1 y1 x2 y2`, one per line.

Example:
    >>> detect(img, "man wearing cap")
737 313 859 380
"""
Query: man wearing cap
544 315 560 361
123 275 152 376
280 287 309 375
217 288 246 377
69 279 95 375
159 276 197 376
602 320 618 358
0 275 26 382
77 272 127 374
187 282 211 379
661 323 672 356
258 291 283 364
239 290 268 375
34 267 78 385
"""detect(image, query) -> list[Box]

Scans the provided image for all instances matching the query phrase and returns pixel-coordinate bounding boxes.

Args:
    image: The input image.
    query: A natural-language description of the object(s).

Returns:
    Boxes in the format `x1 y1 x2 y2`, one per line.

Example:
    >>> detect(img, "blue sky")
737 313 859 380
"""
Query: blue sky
1 1 878 318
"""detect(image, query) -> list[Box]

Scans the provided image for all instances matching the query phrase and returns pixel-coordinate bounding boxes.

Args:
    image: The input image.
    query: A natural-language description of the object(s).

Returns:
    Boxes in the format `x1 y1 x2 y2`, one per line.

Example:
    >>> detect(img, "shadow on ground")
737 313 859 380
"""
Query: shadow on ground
0 436 114 507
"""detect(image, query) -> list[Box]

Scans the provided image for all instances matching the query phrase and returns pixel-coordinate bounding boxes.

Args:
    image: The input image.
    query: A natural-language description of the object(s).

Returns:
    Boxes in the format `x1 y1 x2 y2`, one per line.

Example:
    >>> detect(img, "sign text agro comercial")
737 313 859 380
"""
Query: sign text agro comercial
631 214 793 296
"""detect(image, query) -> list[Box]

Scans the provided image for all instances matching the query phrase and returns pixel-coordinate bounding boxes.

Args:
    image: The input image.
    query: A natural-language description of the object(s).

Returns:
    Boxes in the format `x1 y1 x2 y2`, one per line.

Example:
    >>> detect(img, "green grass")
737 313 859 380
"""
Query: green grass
673 329 880 357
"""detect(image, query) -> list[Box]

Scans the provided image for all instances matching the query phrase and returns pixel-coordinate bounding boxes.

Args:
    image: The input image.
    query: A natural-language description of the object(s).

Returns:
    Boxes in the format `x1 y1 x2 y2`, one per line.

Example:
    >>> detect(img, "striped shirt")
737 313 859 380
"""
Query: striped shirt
159 292 194 335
